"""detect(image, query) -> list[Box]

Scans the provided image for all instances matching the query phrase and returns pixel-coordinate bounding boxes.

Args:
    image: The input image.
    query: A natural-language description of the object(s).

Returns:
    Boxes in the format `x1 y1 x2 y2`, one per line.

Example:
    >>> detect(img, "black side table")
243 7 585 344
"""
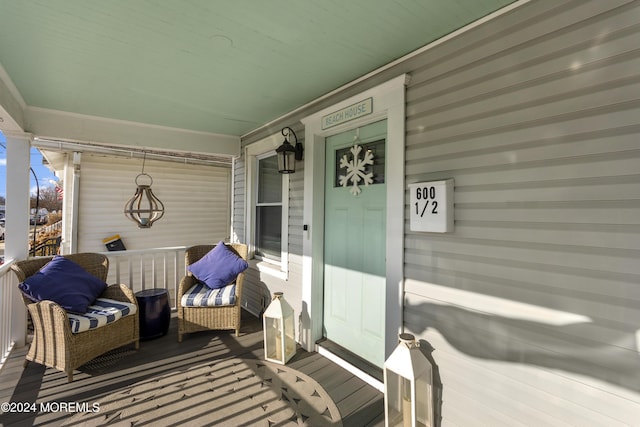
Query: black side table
135 288 171 340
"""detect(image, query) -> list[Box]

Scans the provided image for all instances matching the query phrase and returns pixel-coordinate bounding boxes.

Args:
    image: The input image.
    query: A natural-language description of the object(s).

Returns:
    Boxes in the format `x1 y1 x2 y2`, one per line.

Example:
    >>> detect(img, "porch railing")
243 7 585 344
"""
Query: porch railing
0 259 19 371
30 236 62 257
0 246 188 373
100 246 188 310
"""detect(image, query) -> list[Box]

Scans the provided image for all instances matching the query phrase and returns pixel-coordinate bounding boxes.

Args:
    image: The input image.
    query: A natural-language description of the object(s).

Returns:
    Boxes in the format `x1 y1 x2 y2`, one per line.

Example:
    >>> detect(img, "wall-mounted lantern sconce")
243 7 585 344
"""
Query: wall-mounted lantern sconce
276 126 303 174
124 153 165 228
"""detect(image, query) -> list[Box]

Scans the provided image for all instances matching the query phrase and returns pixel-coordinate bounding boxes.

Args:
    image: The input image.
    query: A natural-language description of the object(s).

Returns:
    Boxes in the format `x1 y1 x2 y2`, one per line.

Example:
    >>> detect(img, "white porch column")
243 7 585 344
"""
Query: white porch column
5 132 31 347
5 133 31 260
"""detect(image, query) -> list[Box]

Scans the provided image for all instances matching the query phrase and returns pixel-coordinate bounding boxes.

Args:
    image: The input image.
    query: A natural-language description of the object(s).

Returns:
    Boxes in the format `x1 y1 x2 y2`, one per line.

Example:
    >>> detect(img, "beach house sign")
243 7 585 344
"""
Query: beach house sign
321 98 373 130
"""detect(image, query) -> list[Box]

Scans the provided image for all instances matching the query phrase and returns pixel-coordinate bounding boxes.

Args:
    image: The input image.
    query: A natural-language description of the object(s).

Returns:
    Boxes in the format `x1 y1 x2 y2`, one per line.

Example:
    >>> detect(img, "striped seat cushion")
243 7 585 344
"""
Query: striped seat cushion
181 282 236 307
67 298 137 334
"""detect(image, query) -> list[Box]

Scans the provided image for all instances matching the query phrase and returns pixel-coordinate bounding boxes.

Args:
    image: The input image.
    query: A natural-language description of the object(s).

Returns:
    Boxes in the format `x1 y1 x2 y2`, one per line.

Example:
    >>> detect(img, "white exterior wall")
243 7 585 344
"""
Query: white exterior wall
402 0 640 425
75 153 231 253
234 0 640 424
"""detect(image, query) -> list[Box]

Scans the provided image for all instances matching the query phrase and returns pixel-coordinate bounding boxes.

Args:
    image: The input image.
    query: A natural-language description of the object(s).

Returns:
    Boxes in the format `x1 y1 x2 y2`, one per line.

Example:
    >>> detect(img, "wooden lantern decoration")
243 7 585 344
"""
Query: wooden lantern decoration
263 292 296 364
123 153 164 228
123 173 165 228
384 333 433 427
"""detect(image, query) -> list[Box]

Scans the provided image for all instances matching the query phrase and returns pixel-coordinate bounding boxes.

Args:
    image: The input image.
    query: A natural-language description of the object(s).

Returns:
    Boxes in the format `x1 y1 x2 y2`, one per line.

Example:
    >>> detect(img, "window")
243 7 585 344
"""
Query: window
243 133 290 278
255 154 282 262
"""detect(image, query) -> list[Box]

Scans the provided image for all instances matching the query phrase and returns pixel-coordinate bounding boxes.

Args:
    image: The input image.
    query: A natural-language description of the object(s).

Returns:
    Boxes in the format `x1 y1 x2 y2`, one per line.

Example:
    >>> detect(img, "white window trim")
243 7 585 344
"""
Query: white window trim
245 133 290 280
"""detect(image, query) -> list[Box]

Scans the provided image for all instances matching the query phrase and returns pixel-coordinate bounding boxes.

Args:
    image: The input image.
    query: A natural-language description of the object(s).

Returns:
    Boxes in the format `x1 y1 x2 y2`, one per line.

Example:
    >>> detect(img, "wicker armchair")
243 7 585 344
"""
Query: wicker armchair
177 243 248 342
11 253 139 382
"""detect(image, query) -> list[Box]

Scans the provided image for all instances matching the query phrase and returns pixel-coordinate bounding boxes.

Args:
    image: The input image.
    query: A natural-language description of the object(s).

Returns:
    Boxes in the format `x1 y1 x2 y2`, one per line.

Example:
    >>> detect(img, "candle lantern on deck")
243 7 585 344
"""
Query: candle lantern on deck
384 333 433 427
263 292 296 364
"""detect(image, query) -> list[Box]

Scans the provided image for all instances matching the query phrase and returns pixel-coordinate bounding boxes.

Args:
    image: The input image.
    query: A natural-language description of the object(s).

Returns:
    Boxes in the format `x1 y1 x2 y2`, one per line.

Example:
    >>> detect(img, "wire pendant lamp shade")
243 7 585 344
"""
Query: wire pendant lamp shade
124 154 165 228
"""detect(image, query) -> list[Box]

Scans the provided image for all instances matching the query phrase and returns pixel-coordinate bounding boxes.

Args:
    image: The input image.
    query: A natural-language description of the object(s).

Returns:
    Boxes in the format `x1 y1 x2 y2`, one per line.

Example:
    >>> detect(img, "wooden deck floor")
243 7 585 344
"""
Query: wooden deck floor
0 311 384 426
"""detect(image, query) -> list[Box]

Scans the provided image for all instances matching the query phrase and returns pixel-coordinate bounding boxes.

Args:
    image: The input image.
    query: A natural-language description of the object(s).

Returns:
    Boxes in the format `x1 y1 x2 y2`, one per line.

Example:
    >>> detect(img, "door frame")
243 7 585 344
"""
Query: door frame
300 74 409 361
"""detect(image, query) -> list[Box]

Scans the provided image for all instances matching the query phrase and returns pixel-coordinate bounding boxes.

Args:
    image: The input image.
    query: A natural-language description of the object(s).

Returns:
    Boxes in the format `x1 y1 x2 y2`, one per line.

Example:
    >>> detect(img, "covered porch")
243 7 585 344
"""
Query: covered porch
3 1 640 425
0 311 383 426
0 247 383 426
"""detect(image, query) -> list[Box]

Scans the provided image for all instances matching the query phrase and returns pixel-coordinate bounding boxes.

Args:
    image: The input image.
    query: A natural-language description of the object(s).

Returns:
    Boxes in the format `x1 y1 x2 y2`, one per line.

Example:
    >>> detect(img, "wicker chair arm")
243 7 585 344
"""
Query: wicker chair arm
177 275 197 306
10 257 52 283
235 271 245 300
102 284 137 305
27 300 73 337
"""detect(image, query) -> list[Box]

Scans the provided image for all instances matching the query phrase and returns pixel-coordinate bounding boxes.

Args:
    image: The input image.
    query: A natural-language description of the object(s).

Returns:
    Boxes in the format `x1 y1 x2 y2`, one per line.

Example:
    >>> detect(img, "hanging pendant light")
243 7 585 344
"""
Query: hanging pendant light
124 153 165 228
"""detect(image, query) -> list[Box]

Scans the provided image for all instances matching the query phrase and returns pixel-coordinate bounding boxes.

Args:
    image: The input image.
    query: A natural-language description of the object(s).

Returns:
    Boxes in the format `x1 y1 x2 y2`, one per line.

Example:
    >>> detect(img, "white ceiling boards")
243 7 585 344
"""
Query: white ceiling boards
0 1 515 142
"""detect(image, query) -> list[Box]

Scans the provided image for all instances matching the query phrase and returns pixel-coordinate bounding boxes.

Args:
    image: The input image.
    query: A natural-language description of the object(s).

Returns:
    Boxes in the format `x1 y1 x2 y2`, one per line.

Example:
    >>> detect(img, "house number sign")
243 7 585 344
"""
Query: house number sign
408 179 454 232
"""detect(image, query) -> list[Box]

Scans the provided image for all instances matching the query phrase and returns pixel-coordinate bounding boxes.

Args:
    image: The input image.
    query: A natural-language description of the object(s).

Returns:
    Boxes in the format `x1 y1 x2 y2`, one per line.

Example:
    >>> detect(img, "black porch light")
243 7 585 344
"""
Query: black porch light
276 127 303 174
124 153 165 228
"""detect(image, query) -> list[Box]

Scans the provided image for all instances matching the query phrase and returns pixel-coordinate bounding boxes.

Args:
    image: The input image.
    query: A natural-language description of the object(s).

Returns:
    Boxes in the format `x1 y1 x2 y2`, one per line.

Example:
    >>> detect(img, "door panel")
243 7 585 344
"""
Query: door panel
361 206 385 340
326 208 348 321
323 120 387 367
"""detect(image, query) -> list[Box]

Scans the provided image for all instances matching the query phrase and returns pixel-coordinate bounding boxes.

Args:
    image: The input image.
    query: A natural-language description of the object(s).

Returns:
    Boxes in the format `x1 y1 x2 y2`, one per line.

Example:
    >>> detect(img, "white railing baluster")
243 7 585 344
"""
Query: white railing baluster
162 254 167 290
0 260 19 371
151 254 157 289
0 269 7 367
115 257 121 284
174 249 180 307
101 246 187 309
139 255 144 291
128 257 133 291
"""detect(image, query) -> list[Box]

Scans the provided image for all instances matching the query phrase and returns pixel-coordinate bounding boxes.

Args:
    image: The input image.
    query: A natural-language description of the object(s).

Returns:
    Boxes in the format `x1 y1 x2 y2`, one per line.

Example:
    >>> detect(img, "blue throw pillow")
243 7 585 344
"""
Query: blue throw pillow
188 242 248 290
19 255 108 314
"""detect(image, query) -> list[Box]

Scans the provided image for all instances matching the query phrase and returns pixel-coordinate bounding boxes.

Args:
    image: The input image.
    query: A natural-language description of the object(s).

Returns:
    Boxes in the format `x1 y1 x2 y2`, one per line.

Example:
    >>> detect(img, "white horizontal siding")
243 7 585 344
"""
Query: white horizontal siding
228 1 640 423
77 154 230 252
231 157 246 243
403 0 640 425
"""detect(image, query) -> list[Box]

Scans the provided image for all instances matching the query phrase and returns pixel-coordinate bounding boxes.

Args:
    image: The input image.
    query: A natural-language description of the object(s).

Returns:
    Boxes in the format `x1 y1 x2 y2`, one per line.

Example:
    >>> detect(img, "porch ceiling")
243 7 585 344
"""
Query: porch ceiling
0 1 514 141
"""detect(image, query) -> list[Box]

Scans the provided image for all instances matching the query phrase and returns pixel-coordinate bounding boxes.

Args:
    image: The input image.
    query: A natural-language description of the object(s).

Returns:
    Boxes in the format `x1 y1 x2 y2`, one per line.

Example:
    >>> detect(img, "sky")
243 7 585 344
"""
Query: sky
0 132 59 200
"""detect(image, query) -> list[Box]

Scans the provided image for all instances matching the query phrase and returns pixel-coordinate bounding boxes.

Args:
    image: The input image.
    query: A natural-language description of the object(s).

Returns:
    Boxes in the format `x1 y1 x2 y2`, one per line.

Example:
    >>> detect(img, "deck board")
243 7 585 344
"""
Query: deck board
0 311 383 426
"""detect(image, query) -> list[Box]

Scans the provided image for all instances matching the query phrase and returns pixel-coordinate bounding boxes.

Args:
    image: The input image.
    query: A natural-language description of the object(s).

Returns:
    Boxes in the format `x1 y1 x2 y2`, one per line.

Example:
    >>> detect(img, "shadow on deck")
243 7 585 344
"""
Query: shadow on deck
0 310 383 426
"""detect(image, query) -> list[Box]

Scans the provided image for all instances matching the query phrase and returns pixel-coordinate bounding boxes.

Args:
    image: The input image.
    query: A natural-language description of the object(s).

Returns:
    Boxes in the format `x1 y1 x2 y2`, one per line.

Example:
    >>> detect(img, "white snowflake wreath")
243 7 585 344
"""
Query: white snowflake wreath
339 144 374 195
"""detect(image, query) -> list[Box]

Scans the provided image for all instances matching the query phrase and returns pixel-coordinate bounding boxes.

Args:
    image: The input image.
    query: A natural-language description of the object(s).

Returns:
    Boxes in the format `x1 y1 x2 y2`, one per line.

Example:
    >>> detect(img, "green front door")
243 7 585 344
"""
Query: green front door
323 120 387 367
